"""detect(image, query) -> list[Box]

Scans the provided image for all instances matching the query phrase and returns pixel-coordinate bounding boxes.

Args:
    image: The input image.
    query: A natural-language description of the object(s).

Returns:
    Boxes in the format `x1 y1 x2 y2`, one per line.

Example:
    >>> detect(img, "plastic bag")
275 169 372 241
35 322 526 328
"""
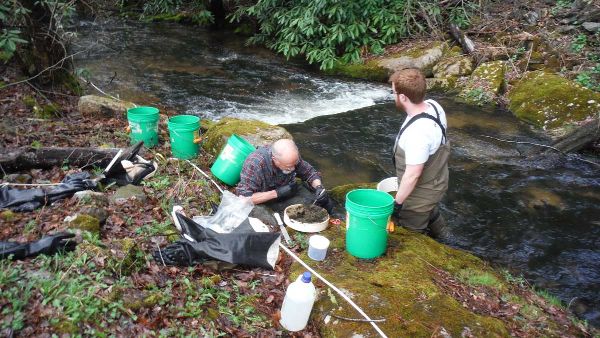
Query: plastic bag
153 212 280 269
192 191 254 233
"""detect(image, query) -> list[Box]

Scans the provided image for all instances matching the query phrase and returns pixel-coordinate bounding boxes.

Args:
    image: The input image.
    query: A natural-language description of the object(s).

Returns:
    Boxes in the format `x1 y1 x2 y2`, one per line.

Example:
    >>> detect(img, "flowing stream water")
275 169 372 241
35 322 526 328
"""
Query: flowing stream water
73 20 600 326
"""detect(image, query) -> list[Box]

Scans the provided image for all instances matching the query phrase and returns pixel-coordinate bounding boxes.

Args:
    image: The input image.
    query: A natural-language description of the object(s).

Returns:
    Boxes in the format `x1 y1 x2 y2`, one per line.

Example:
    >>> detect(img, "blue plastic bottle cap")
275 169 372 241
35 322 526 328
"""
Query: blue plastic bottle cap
301 271 311 283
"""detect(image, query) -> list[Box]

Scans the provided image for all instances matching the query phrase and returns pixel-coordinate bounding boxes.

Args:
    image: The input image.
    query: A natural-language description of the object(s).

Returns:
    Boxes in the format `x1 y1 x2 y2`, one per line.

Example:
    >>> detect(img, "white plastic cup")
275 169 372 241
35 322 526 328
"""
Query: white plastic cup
308 235 330 261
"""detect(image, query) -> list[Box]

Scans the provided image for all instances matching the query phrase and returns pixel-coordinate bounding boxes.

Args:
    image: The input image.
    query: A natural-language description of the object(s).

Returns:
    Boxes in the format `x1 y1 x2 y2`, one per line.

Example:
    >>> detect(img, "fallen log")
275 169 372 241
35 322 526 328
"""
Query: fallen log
449 23 475 54
0 147 121 173
543 118 600 155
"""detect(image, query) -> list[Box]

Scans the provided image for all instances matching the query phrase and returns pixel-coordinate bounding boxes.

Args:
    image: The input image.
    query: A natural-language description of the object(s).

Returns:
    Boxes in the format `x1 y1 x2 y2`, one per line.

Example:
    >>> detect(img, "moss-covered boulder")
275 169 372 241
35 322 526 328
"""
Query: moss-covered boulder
76 238 144 276
107 238 145 276
121 289 164 310
78 95 136 119
74 190 109 207
508 71 600 129
459 61 507 105
433 56 473 78
1 210 16 222
426 77 459 92
67 214 101 234
51 318 78 334
377 41 447 77
110 184 147 204
202 118 292 156
33 103 61 119
4 173 32 184
330 182 377 204
289 224 589 337
323 60 389 82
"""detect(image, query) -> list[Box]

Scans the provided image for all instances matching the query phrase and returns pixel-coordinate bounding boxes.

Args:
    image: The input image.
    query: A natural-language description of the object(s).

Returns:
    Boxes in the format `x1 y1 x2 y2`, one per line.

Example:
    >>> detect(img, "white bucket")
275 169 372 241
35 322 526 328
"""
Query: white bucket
376 177 398 193
307 235 330 261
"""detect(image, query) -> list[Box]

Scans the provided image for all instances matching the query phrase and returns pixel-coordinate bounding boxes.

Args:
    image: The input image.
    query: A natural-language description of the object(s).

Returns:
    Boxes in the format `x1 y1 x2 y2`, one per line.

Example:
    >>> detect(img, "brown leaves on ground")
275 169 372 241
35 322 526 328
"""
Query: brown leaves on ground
0 78 321 336
431 267 592 338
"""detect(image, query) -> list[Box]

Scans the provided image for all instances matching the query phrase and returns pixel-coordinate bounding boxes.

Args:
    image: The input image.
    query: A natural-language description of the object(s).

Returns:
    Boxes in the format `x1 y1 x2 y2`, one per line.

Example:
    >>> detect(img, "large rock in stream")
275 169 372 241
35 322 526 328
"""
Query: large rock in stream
324 41 447 81
459 61 507 105
508 71 600 129
202 118 292 156
78 95 136 119
377 41 447 77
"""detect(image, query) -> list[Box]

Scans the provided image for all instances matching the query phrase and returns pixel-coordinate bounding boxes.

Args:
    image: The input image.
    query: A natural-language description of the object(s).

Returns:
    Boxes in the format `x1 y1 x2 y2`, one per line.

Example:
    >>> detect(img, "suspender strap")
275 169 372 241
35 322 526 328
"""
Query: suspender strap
428 101 447 144
392 108 447 167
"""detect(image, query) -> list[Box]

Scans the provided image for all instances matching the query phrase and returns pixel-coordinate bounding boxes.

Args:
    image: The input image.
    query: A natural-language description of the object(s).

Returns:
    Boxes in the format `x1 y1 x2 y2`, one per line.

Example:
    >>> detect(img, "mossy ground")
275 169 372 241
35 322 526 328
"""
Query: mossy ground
329 183 377 204
290 224 592 337
508 71 600 129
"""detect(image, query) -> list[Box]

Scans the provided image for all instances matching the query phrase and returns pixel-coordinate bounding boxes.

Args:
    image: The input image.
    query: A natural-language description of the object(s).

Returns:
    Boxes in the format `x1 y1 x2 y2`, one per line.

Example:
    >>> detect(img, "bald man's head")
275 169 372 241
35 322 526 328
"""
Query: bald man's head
272 139 299 174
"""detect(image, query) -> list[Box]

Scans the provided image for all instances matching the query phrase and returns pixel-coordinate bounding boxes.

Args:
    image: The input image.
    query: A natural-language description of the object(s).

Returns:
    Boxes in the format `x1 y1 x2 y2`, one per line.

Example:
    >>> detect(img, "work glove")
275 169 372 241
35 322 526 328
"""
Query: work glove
121 157 158 185
314 185 328 203
391 202 403 219
275 181 299 201
314 185 334 214
0 232 77 260
28 232 77 257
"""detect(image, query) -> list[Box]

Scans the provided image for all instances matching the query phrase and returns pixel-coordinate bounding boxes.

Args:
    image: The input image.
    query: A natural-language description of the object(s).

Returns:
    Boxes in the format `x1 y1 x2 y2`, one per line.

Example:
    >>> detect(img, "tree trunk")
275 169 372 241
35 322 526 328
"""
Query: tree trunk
17 1 80 93
546 118 600 155
449 24 475 54
0 147 122 173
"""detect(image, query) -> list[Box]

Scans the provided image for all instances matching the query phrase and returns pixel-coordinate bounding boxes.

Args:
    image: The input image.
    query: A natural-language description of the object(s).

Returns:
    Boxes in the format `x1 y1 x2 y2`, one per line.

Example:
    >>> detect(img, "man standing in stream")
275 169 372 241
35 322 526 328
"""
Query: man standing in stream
389 68 451 239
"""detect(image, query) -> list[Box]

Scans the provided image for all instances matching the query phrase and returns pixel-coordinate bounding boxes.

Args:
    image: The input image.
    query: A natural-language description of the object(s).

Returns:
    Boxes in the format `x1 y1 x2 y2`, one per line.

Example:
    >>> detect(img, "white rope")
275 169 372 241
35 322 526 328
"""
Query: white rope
278 243 388 338
184 159 224 194
0 182 62 187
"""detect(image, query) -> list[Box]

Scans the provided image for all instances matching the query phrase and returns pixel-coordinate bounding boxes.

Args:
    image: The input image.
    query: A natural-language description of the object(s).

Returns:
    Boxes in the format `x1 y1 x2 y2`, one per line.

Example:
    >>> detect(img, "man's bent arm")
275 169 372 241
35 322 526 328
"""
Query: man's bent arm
395 164 424 204
249 190 278 204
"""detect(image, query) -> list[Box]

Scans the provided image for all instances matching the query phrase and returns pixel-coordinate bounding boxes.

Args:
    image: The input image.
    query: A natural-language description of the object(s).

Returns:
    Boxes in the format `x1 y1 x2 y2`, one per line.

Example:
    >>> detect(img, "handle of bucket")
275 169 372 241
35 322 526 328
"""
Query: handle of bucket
347 211 392 232
193 131 202 144
367 215 392 232
125 126 131 133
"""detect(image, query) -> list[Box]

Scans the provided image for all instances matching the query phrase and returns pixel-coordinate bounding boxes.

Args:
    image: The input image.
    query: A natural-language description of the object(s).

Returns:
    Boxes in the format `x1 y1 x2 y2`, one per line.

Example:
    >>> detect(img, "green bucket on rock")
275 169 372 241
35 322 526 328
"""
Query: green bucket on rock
168 115 201 159
127 107 160 147
210 134 255 186
345 189 394 259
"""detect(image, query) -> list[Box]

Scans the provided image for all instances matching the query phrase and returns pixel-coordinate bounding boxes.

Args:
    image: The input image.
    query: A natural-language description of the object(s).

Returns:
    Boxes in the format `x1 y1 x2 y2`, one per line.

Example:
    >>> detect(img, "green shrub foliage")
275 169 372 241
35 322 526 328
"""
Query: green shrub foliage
230 0 479 69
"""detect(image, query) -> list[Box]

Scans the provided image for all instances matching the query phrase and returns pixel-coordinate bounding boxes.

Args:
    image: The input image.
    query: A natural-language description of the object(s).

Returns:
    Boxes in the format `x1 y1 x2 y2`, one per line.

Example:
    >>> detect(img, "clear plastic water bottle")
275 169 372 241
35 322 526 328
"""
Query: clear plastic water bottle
280 271 317 331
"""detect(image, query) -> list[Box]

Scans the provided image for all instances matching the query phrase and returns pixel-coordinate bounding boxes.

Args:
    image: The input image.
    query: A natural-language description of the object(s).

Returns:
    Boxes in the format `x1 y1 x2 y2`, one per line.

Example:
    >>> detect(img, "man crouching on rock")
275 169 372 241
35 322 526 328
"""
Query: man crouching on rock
236 139 334 214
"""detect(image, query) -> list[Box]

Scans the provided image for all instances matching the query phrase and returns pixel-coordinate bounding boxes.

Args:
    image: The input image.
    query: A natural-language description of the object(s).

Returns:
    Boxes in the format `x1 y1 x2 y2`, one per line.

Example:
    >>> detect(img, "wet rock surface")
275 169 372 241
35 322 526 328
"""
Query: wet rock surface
78 95 135 119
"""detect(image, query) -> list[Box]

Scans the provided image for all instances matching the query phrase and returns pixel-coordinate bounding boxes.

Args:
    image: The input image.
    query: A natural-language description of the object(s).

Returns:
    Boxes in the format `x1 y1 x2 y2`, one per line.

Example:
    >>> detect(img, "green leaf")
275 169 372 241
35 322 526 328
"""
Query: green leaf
7 40 15 52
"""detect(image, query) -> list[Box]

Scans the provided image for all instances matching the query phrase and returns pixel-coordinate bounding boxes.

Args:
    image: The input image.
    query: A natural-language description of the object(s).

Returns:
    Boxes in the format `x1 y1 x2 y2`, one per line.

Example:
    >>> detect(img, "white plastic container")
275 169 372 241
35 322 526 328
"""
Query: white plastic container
308 235 330 261
377 176 398 193
283 204 329 233
280 271 316 331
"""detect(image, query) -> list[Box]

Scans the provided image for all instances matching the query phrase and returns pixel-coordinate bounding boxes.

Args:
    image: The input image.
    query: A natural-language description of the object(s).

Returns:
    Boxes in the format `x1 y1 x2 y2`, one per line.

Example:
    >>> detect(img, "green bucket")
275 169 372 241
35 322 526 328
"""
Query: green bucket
345 189 394 259
210 134 255 186
168 115 201 159
127 107 160 147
